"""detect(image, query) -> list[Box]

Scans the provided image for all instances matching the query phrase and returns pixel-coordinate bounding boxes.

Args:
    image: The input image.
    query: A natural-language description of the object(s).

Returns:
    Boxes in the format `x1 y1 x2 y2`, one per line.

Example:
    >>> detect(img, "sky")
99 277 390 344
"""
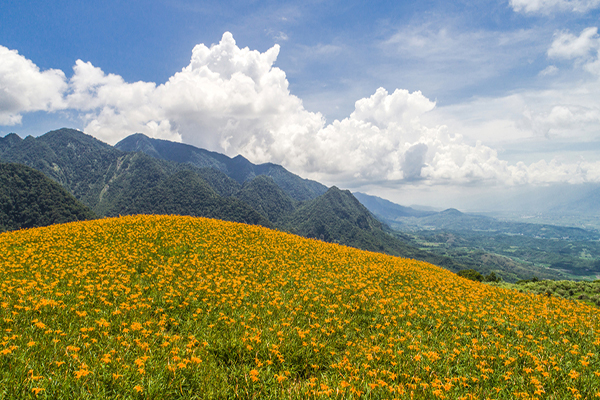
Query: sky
1 0 600 211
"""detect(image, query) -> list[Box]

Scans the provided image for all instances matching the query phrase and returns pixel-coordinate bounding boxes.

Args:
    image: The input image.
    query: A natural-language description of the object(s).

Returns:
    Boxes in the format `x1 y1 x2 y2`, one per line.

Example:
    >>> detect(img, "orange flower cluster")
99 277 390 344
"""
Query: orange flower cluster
0 214 599 398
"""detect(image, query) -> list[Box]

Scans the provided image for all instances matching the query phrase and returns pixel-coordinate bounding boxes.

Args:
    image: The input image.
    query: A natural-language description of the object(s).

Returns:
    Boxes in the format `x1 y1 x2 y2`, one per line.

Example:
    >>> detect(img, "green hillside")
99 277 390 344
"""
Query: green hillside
235 175 296 223
0 162 96 232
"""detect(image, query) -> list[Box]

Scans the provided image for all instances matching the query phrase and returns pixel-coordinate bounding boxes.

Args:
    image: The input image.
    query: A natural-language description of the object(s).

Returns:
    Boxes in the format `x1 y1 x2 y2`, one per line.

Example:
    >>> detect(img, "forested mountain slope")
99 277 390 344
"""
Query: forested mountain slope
0 162 96 232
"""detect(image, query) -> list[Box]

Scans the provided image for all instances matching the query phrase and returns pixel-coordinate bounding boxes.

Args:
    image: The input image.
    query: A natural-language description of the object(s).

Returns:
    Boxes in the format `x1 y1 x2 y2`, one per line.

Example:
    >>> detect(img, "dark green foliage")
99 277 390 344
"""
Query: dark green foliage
457 269 484 282
252 163 328 202
0 162 96 232
457 269 501 283
235 176 296 223
0 128 126 208
194 167 242 197
283 187 394 250
280 187 466 267
484 271 501 282
87 155 272 227
0 130 270 228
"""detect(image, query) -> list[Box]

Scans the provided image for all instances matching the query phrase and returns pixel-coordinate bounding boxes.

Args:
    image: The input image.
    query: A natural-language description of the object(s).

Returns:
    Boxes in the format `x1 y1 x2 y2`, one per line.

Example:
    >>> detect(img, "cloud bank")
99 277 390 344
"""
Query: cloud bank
1 32 600 187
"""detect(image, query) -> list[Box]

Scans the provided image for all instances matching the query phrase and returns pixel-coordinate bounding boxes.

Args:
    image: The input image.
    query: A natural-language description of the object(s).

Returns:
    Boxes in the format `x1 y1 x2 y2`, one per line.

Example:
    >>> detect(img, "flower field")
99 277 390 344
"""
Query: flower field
1 214 599 399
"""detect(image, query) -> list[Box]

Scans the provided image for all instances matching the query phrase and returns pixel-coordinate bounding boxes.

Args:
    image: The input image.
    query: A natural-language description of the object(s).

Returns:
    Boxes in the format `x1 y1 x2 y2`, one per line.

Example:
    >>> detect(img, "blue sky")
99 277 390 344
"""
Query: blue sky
2 0 600 210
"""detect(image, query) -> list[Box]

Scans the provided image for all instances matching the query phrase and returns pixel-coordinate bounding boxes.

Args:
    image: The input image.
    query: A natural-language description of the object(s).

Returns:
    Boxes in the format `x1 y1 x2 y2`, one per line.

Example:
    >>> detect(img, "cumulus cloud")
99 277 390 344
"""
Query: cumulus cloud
0 46 67 125
402 143 428 181
2 32 600 186
510 0 600 14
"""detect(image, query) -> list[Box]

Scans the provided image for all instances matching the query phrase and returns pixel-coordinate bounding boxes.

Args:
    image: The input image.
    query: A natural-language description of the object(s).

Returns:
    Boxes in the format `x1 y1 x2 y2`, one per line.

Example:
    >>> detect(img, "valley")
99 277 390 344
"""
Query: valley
355 192 600 283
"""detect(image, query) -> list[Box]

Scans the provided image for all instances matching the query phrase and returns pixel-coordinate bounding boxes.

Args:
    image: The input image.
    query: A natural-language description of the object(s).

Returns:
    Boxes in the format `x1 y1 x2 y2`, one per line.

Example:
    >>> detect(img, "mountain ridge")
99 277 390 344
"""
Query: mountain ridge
115 133 328 202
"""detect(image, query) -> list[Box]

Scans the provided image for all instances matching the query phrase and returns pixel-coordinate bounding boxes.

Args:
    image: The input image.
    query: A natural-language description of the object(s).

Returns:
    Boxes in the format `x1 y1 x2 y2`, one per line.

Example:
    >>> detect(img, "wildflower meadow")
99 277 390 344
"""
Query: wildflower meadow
0 215 599 399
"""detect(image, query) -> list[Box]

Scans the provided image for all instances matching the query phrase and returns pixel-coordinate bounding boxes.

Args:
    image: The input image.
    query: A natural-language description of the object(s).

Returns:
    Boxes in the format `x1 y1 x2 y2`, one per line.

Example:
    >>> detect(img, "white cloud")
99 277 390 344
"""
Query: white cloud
548 27 600 60
0 46 67 125
539 65 559 76
510 0 600 14
2 32 600 187
547 27 600 79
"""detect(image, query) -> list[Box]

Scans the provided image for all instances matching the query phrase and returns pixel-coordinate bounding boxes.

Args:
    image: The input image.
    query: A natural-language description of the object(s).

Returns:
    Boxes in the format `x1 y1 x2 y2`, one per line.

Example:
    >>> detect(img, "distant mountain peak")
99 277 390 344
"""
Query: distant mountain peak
1 133 23 146
441 208 463 215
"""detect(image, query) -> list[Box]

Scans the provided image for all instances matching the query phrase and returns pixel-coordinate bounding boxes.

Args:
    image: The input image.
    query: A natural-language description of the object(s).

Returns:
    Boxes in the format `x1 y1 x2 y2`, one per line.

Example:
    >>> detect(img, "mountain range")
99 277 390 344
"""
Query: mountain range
0 128 465 269
355 191 600 240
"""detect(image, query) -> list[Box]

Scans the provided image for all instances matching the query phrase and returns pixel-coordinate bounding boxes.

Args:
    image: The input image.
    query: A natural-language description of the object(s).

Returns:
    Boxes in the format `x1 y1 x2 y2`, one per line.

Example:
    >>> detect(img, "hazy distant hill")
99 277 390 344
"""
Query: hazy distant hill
549 185 600 216
0 162 96 232
353 192 433 221
355 192 599 240
355 191 600 281
115 133 328 201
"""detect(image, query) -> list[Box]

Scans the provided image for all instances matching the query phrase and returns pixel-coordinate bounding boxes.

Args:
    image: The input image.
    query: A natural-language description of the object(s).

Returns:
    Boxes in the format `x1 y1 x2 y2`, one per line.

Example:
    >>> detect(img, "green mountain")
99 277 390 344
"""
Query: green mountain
281 187 467 269
0 162 96 232
92 156 271 227
235 175 296 223
0 129 269 227
0 129 127 209
115 133 328 201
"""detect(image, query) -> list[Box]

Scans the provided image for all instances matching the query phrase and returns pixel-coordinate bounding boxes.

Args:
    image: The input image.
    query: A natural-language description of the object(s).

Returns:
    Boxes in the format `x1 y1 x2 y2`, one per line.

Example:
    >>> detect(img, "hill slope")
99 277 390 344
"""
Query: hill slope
1 215 598 398
235 175 296 223
0 162 96 231
282 187 467 269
